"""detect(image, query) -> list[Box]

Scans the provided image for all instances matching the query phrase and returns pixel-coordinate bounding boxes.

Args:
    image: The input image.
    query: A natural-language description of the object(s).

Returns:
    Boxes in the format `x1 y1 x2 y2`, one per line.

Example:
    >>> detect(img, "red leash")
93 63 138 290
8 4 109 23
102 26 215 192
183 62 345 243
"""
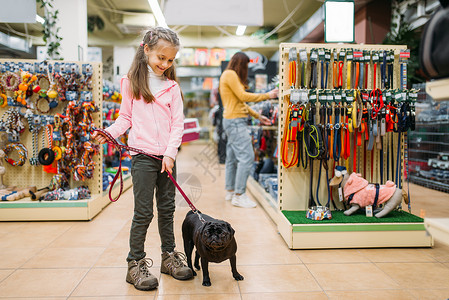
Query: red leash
92 128 200 215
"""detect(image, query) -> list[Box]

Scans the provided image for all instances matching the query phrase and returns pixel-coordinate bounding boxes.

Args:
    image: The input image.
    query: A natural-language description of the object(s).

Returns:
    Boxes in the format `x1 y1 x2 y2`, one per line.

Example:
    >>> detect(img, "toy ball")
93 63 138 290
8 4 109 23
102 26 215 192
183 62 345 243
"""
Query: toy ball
47 90 58 98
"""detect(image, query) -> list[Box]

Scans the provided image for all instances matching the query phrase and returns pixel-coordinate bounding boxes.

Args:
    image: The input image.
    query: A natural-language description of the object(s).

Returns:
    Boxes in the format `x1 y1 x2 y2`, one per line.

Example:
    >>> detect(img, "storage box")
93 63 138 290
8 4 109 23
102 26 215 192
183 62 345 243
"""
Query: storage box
182 118 201 143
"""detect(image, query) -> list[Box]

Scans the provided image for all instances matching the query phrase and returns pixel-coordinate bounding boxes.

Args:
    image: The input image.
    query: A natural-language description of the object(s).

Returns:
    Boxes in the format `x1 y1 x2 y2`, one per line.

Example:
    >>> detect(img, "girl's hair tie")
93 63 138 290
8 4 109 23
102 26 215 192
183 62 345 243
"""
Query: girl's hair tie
140 42 144 47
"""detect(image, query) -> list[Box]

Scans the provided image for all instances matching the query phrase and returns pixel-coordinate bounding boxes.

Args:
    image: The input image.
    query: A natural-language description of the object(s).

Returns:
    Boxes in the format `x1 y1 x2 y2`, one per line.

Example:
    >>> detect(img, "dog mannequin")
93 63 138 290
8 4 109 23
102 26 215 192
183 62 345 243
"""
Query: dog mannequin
329 166 404 218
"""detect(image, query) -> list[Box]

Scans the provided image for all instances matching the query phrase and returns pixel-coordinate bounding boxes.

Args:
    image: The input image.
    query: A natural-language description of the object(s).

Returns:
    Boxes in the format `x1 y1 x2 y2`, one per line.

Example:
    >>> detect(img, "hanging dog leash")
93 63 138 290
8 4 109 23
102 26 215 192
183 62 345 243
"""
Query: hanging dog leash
92 127 205 223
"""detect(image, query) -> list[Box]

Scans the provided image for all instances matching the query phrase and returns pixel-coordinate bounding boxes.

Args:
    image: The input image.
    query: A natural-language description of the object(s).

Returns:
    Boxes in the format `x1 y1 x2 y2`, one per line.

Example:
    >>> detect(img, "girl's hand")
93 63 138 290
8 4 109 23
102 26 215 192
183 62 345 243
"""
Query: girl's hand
268 88 279 99
91 131 108 144
259 115 272 126
161 156 174 174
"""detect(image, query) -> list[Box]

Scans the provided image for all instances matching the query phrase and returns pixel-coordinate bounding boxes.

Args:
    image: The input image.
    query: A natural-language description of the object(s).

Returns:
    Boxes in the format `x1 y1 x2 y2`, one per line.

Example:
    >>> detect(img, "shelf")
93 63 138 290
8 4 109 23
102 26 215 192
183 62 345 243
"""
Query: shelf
278 210 433 249
0 175 133 221
424 218 449 247
176 66 221 78
249 125 278 130
426 77 449 101
247 176 282 225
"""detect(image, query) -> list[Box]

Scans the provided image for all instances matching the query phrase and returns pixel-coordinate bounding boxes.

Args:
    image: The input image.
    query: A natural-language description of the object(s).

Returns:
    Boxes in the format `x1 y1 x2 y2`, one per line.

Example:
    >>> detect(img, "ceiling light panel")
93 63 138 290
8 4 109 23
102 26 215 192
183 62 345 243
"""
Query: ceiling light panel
163 0 263 26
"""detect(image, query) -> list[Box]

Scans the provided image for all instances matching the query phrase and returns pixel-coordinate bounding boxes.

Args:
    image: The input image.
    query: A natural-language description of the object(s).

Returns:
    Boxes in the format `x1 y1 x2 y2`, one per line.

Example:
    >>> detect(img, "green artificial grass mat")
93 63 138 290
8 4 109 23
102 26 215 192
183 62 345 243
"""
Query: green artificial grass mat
282 210 424 225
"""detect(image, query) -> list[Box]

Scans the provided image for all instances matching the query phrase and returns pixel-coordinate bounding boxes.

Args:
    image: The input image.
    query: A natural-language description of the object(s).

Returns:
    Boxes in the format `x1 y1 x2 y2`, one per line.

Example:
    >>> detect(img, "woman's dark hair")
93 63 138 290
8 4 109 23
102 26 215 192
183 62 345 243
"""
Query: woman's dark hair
128 27 180 103
226 52 250 87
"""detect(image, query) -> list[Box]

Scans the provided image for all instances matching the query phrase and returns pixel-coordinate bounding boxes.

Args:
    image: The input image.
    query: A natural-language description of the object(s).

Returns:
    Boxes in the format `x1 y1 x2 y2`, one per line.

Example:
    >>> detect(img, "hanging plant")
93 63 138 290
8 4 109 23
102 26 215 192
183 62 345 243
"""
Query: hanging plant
383 0 425 85
36 0 63 60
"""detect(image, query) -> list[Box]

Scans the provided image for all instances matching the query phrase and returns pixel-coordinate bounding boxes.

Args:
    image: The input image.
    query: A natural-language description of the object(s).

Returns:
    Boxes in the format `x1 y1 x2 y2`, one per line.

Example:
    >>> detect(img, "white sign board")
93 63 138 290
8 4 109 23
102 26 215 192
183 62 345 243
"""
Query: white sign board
0 0 36 23
164 0 263 26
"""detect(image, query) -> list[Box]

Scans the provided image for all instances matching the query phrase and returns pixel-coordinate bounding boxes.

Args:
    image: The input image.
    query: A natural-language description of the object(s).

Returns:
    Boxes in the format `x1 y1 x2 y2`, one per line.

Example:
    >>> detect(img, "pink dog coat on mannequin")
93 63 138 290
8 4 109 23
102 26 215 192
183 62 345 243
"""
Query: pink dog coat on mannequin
344 173 397 207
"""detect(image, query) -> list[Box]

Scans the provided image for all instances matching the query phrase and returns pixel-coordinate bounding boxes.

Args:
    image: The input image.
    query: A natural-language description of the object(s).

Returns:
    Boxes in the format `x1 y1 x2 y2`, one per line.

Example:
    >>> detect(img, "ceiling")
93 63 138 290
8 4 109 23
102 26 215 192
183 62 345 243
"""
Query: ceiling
0 0 324 58
0 0 373 59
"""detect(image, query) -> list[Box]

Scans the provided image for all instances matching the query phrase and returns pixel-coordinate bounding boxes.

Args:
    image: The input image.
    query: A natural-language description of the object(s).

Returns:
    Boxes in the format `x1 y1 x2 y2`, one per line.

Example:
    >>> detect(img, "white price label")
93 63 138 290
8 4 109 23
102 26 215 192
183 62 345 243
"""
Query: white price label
338 187 344 202
366 205 373 217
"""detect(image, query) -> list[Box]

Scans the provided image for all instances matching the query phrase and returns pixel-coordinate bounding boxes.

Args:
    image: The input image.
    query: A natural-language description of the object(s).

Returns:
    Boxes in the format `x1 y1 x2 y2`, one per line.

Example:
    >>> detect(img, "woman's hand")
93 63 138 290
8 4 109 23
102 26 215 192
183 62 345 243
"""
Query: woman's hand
91 131 108 144
268 88 279 99
161 156 175 174
259 115 272 126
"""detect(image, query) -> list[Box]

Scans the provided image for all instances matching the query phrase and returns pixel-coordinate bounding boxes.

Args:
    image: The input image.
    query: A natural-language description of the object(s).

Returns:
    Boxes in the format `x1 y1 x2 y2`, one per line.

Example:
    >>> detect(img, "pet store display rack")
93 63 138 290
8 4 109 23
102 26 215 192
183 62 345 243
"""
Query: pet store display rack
0 59 132 221
422 80 449 246
249 43 433 249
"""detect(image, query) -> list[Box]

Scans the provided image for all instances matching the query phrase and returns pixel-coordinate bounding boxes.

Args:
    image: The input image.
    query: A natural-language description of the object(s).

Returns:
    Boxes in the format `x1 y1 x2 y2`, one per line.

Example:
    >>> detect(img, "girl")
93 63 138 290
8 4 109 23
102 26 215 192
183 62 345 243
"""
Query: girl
219 52 278 208
92 27 192 291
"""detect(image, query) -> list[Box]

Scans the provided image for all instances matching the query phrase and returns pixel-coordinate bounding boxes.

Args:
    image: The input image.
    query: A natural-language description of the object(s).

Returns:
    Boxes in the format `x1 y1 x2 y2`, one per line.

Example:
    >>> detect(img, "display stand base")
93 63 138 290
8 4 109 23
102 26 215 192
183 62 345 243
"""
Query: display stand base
246 178 433 249
278 210 433 249
0 175 132 221
424 218 449 247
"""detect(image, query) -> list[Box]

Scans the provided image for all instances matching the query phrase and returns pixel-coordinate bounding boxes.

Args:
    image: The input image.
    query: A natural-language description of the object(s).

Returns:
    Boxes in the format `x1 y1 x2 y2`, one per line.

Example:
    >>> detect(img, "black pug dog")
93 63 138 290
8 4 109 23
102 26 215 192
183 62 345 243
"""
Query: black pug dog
182 210 244 286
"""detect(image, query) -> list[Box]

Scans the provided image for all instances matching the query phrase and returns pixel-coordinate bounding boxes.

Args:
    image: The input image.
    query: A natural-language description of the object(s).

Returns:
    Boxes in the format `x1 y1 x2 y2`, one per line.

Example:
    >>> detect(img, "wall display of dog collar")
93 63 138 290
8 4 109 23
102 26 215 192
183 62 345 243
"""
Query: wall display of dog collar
279 45 415 219
0 60 102 207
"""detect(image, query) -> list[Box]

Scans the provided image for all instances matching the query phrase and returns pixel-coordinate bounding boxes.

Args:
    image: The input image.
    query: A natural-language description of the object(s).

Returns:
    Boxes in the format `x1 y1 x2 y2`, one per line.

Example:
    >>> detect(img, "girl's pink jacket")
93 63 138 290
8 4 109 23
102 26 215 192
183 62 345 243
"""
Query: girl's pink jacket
105 76 184 160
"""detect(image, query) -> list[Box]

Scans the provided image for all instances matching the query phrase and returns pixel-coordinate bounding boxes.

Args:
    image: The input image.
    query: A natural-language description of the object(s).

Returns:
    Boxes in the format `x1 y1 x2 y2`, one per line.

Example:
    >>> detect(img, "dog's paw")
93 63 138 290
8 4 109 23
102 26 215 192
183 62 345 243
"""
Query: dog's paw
192 269 197 276
233 273 244 281
202 280 211 286
194 263 200 270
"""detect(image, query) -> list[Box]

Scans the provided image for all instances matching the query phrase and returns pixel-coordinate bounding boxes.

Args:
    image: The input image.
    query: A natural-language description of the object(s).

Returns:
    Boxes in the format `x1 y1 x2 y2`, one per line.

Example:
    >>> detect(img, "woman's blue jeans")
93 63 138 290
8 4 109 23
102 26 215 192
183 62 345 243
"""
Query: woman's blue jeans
223 118 254 194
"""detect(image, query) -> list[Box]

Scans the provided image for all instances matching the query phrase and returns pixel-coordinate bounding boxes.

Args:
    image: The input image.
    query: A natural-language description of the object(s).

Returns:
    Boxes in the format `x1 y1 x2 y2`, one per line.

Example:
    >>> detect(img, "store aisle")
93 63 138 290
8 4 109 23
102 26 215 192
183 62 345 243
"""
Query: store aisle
0 142 449 299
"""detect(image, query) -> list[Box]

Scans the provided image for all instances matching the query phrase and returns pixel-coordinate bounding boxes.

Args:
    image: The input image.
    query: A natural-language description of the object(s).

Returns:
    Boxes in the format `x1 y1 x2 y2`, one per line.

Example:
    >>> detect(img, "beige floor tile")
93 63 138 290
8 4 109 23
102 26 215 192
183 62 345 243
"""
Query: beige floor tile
294 249 370 264
307 263 400 291
0 269 14 282
157 294 241 300
358 248 437 263
237 242 302 265
0 223 73 248
408 288 449 299
95 246 162 267
237 265 321 293
241 292 328 300
108 220 133 248
48 222 123 248
0 247 40 268
0 222 26 235
158 266 239 295
376 262 449 289
234 227 285 246
326 290 415 300
69 297 149 300
2 298 66 300
22 247 105 269
0 268 88 297
94 246 129 267
71 267 158 297
421 241 449 263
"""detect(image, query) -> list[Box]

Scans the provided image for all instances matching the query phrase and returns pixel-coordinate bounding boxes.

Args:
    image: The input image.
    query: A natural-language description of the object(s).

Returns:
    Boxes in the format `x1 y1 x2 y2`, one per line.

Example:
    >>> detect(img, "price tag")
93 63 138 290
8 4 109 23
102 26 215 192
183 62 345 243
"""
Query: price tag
338 187 344 202
366 205 373 217
299 50 307 61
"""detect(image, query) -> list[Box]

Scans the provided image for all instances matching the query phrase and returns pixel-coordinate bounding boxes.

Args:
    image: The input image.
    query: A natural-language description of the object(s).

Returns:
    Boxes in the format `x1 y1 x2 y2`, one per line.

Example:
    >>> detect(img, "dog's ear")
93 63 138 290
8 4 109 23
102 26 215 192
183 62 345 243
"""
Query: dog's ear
227 223 235 235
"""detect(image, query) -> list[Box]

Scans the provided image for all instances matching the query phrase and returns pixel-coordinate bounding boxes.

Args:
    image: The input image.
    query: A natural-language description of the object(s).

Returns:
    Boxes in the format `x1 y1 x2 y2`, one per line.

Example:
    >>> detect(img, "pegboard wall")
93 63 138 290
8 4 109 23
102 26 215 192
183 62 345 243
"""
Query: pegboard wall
0 59 103 196
278 43 411 211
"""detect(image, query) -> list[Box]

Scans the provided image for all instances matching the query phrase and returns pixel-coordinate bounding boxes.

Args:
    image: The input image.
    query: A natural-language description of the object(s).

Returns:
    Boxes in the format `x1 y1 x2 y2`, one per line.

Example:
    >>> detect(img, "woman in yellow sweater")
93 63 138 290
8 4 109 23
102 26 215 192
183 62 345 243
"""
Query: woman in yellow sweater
219 52 278 208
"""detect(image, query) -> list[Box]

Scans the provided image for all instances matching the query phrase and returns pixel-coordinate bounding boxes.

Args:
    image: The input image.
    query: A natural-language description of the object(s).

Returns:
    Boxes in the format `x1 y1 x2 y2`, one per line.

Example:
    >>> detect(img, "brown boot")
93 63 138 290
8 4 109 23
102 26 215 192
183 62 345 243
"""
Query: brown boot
160 251 193 280
126 258 158 290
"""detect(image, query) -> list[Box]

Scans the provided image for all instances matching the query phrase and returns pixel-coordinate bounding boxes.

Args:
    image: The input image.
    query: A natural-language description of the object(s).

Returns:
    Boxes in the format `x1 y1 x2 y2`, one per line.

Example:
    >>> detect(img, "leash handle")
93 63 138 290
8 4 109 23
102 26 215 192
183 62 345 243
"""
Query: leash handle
92 128 199 212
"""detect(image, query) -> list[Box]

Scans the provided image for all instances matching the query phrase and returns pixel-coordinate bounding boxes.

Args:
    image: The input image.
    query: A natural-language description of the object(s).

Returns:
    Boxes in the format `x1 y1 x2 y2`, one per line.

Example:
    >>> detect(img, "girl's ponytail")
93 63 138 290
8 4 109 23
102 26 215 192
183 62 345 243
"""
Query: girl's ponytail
128 27 180 103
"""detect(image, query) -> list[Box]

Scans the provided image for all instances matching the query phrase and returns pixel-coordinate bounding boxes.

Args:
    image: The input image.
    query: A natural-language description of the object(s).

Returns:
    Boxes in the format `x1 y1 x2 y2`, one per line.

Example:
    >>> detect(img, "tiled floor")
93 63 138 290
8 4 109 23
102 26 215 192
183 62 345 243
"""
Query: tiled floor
1 142 449 299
